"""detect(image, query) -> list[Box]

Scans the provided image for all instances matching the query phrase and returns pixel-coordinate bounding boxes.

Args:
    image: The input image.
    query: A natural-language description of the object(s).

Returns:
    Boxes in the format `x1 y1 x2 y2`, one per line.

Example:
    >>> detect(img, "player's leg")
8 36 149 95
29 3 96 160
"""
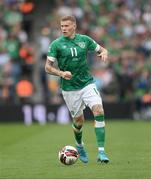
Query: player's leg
82 83 109 163
72 114 88 163
72 114 84 146
62 90 88 163
92 104 109 163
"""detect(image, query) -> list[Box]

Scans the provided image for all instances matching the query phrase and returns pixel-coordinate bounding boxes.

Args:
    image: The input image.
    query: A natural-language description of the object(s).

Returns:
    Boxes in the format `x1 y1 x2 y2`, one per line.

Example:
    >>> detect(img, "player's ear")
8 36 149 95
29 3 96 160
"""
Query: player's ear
73 23 77 30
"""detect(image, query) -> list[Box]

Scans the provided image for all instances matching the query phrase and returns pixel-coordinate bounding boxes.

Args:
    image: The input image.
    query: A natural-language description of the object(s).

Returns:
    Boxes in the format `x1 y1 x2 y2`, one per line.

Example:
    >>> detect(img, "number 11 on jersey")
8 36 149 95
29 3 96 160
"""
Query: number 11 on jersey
70 47 77 57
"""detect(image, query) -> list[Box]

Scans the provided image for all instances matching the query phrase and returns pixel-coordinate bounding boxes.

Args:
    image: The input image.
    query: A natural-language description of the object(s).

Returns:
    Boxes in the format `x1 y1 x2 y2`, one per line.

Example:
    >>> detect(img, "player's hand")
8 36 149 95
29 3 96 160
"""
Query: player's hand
60 71 72 80
97 49 108 62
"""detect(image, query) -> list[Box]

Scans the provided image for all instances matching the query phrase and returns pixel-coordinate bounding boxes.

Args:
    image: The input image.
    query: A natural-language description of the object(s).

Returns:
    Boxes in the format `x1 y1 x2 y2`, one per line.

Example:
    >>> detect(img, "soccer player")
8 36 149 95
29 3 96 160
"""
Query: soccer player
45 15 109 163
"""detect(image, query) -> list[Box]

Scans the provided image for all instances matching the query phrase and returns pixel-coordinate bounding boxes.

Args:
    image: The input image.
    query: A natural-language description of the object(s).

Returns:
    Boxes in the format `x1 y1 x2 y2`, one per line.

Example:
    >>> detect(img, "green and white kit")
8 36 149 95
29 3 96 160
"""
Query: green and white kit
47 34 100 91
47 34 102 117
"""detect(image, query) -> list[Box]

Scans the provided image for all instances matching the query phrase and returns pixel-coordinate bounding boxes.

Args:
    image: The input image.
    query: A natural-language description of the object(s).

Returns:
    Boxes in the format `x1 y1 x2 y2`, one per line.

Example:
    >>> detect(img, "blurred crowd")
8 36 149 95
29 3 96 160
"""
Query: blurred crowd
38 0 151 117
1 0 151 117
0 0 35 103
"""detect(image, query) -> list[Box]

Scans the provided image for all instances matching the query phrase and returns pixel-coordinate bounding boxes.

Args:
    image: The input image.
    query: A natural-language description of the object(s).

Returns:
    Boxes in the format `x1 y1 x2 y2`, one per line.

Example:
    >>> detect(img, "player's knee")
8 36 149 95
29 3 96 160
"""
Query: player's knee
74 115 84 126
92 104 104 116
72 115 84 132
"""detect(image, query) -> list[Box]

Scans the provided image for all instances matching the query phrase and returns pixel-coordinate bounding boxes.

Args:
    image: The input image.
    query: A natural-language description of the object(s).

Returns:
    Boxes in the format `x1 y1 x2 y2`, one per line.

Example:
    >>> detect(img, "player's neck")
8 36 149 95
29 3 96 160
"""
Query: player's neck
69 32 76 39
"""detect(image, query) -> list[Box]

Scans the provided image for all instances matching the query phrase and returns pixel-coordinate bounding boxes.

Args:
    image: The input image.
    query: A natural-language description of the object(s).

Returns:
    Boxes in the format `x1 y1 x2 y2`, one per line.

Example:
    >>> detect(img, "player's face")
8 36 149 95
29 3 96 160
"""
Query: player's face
60 20 76 38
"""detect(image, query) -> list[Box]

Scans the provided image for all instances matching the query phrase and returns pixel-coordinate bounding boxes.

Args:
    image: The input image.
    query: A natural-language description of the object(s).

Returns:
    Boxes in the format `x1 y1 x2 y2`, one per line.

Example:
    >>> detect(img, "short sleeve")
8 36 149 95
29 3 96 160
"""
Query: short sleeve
84 35 99 51
47 41 58 61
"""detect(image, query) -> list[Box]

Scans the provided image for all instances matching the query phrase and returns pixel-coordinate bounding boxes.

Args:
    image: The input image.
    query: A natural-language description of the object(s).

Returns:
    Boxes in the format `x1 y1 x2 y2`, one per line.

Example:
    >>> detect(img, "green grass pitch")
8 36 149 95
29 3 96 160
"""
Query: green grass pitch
0 120 151 179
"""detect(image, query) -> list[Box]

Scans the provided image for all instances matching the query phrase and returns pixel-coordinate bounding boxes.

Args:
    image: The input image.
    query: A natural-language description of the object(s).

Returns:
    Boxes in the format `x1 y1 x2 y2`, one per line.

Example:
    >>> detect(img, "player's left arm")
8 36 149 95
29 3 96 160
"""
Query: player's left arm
96 45 108 62
85 35 108 62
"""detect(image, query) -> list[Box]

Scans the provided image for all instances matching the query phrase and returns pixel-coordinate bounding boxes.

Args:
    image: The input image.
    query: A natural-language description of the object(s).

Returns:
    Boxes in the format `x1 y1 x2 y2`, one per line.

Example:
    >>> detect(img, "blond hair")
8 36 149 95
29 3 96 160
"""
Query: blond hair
60 15 76 24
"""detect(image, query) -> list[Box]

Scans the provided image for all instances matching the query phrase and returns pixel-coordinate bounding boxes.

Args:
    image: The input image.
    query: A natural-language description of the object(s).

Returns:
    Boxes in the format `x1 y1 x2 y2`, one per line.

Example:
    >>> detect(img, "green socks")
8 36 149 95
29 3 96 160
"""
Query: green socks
72 114 106 148
94 114 105 147
72 123 83 145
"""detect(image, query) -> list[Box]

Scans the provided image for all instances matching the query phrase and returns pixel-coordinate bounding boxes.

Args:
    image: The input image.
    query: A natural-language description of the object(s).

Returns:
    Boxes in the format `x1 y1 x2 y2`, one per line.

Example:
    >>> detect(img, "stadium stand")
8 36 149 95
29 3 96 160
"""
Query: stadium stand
0 0 151 119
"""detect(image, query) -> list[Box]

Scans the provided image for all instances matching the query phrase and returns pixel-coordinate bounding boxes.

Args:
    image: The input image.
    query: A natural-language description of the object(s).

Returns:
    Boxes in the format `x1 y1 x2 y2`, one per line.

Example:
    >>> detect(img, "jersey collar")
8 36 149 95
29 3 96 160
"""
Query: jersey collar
62 34 77 41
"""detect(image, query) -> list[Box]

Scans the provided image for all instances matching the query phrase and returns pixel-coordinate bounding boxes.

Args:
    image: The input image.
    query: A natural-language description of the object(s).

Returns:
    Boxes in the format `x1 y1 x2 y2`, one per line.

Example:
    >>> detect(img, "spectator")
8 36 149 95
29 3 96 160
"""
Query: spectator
15 76 34 103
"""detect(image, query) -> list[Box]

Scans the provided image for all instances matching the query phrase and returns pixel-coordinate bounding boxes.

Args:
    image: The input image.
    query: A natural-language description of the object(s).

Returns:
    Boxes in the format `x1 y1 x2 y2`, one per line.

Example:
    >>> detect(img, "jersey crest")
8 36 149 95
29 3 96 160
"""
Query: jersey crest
77 42 85 48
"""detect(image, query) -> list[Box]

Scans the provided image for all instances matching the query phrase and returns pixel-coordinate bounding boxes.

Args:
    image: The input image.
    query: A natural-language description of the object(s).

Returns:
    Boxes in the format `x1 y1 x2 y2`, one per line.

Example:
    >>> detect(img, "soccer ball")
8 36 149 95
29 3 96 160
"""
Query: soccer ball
58 145 79 165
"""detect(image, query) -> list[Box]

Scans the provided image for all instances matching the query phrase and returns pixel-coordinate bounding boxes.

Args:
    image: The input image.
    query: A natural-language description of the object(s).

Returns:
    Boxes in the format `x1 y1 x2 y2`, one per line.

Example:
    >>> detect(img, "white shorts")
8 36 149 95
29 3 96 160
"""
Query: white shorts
62 83 103 118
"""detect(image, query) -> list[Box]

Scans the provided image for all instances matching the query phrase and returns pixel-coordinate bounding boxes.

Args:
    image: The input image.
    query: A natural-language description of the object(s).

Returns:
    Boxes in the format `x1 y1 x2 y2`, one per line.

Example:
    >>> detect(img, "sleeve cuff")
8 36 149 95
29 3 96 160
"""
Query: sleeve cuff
95 44 100 52
47 56 56 62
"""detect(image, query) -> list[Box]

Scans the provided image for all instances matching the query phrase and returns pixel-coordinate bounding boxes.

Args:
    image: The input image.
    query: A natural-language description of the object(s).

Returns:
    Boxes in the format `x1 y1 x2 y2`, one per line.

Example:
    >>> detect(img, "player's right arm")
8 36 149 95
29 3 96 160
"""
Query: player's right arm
45 41 72 80
45 59 72 80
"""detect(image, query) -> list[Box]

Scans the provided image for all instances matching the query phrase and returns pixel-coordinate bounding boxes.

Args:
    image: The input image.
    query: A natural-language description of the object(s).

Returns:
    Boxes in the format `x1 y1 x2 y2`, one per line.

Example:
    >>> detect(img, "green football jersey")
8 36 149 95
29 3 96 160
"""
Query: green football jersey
47 34 99 91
